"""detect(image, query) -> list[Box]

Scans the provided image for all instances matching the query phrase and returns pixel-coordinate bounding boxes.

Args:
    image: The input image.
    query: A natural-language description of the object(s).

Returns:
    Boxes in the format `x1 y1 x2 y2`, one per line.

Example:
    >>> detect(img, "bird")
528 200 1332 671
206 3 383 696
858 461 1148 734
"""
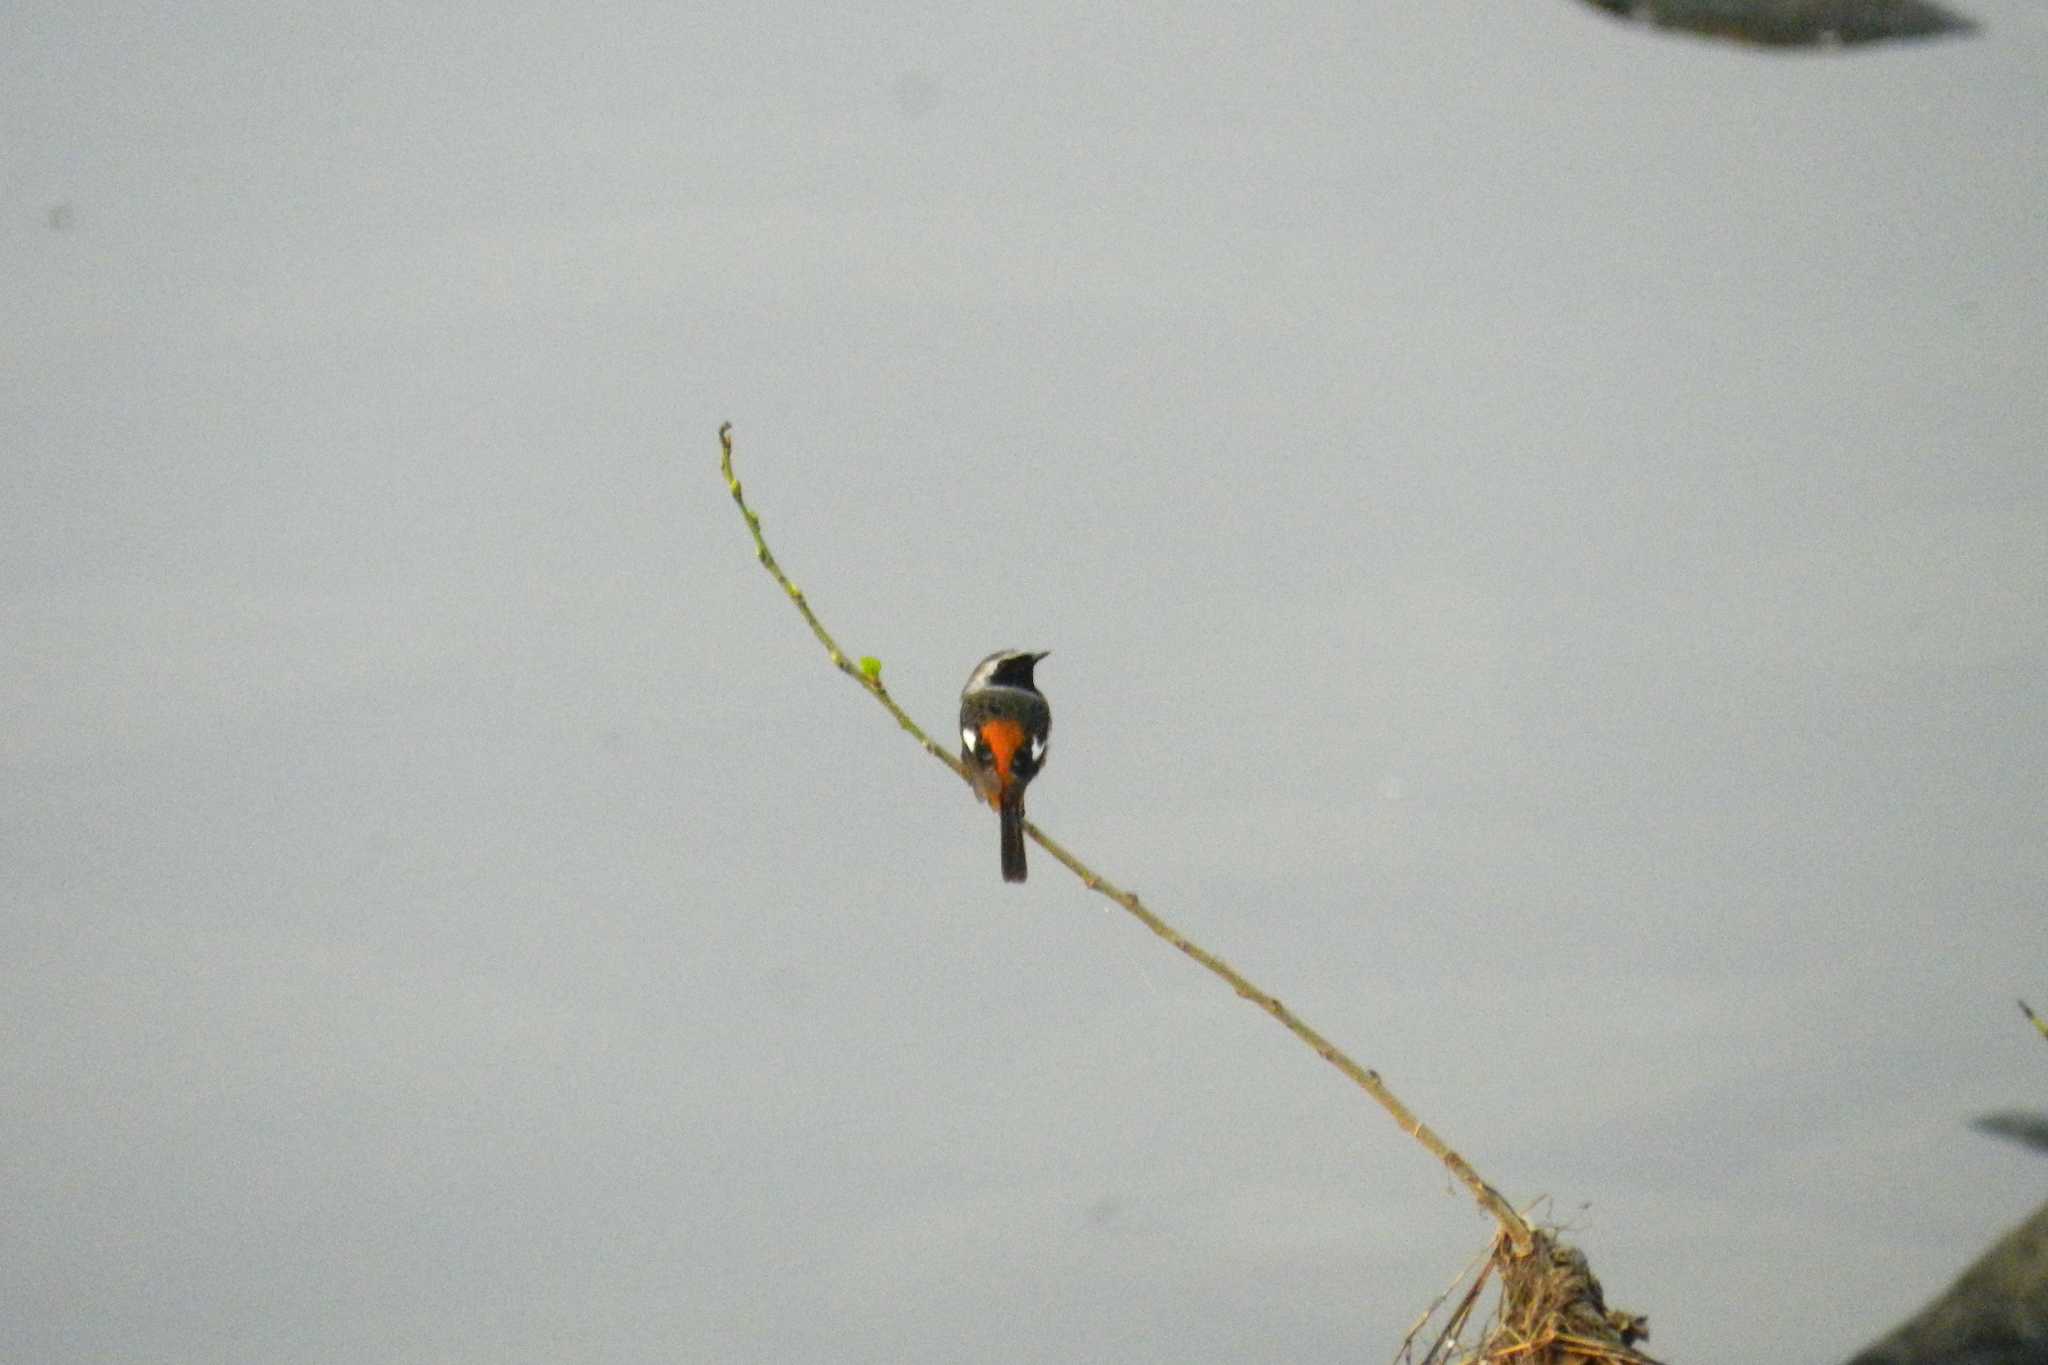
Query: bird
958 650 1051 883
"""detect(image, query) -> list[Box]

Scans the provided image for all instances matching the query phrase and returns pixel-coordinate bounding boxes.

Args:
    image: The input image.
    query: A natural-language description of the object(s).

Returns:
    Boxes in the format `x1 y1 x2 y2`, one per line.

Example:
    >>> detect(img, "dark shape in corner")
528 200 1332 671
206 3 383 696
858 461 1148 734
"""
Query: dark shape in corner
1973 1111 2048 1156
1575 0 1977 46
1844 1199 2048 1365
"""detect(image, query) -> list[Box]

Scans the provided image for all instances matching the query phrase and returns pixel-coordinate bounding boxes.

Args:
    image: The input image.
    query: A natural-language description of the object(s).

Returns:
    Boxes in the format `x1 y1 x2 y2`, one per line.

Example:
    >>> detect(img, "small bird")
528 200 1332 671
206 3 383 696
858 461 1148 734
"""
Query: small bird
958 650 1051 883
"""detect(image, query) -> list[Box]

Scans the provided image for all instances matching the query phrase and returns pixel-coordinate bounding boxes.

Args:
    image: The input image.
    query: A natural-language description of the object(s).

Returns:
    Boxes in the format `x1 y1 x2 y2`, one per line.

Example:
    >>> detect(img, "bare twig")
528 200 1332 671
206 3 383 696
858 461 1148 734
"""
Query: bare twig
718 421 1534 1256
1397 1238 1497 1365
719 423 969 782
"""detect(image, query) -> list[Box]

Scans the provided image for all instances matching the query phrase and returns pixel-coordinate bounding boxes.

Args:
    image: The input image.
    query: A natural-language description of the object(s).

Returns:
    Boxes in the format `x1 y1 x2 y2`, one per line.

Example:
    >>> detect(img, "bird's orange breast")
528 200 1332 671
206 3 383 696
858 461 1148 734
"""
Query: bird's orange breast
978 718 1025 805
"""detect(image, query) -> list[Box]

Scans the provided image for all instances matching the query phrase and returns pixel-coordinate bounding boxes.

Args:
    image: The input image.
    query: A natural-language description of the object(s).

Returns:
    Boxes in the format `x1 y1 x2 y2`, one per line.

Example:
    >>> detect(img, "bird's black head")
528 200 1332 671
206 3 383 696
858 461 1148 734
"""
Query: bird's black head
969 649 1049 692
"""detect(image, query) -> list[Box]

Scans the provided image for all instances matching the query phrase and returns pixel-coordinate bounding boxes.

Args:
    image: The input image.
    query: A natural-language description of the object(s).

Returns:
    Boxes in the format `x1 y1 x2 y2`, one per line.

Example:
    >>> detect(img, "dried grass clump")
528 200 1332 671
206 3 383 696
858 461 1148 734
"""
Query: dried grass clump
1401 1228 1659 1365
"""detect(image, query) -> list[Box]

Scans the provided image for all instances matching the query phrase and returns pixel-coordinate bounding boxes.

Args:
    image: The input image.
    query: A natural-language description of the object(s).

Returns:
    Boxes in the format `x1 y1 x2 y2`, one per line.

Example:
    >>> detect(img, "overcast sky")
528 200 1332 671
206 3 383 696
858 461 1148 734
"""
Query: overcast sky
5 3 2046 1362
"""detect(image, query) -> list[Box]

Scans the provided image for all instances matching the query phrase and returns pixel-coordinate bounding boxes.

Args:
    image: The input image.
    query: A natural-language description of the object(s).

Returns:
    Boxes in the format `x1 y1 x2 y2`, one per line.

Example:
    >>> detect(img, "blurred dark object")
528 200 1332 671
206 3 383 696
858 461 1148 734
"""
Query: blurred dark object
1576 0 1978 45
1846 1201 2048 1365
1974 1112 2048 1155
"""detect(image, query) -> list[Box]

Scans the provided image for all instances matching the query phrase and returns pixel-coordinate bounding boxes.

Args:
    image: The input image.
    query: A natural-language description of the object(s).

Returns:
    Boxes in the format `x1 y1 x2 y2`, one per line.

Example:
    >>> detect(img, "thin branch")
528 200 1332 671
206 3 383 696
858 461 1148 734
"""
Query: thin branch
2023 999 2048 1044
720 423 969 783
717 421 1533 1257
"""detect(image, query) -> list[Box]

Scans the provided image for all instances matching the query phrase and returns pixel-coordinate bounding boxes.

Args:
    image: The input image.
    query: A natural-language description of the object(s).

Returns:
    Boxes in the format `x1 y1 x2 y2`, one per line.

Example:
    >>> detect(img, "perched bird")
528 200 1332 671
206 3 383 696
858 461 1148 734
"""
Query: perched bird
958 650 1051 883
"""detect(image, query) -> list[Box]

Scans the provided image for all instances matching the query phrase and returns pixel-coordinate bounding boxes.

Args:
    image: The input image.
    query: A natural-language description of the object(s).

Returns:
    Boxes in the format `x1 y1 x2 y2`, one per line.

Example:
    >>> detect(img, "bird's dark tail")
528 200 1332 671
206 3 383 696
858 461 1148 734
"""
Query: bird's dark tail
999 791 1028 883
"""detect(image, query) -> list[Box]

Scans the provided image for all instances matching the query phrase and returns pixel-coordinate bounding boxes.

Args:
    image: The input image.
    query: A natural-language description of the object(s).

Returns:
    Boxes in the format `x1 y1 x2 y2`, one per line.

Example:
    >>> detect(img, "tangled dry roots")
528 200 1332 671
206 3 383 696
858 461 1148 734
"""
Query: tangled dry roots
1473 1229 1658 1365
1400 1225 1660 1365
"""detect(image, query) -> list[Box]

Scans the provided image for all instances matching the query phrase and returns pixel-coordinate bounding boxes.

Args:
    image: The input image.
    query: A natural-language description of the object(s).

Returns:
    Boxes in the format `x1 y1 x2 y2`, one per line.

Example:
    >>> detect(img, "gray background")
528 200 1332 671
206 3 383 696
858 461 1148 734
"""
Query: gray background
5 3 2046 1362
